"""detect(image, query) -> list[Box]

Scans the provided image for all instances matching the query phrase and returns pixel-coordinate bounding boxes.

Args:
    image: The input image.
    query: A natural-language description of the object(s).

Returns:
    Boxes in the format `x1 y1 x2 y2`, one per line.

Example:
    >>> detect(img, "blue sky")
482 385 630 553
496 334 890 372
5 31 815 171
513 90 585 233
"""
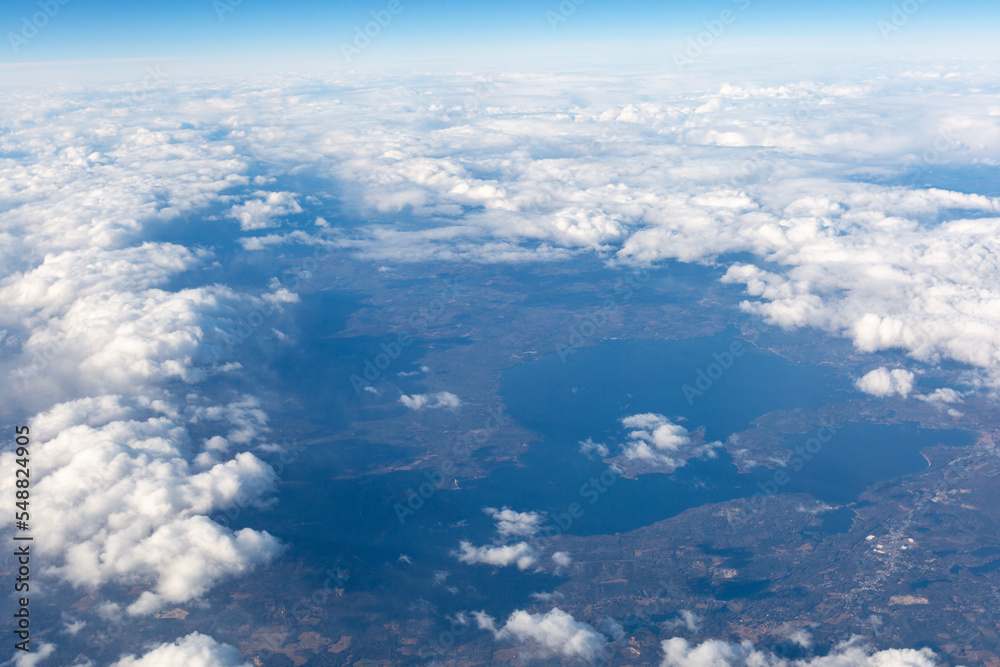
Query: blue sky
2 0 999 71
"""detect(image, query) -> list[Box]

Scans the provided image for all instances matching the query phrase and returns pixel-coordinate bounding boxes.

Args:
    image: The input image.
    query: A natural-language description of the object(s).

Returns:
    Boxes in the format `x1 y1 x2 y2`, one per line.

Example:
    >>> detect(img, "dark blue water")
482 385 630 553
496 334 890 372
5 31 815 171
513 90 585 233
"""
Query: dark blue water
814 507 855 535
500 334 845 446
776 422 971 504
234 324 974 629
247 330 973 549
457 333 972 534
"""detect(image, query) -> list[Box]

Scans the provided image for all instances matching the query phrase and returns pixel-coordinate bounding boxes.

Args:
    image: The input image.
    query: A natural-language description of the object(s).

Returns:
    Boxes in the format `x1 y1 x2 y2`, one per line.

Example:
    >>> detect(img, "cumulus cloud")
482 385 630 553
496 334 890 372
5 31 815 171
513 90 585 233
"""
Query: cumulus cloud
456 541 537 570
856 367 916 398
399 391 461 410
0 82 312 660
783 628 813 649
229 191 302 230
453 506 553 570
619 413 720 470
579 437 610 459
660 635 941 666
0 94 301 631
3 280 296 403
0 243 207 316
664 610 702 633
475 607 608 662
485 506 544 538
11 643 55 667
110 632 249 667
552 551 572 567
916 387 963 404
0 396 282 615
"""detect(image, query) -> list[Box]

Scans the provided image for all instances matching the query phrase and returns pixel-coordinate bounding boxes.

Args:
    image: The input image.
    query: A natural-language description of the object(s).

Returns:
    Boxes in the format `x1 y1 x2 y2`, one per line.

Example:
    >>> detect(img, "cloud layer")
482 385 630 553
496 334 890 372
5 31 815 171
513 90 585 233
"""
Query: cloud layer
0 80 301 664
8 396 283 616
251 64 1000 393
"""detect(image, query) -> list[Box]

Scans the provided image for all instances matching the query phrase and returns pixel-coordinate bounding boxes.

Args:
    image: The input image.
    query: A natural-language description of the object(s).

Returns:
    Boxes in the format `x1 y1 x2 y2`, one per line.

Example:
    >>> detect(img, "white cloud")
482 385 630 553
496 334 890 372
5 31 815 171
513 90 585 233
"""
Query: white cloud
110 632 250 667
475 607 607 662
485 506 544 538
662 638 767 667
454 506 557 570
0 87 298 657
0 396 282 616
664 610 702 633
660 635 941 666
456 541 537 570
0 243 207 316
63 619 86 635
229 191 302 230
3 279 295 404
579 437 610 459
530 591 563 602
916 387 963 404
785 628 813 649
552 551 572 567
10 643 55 667
619 413 720 470
187 394 271 451
856 368 916 398
399 391 461 410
